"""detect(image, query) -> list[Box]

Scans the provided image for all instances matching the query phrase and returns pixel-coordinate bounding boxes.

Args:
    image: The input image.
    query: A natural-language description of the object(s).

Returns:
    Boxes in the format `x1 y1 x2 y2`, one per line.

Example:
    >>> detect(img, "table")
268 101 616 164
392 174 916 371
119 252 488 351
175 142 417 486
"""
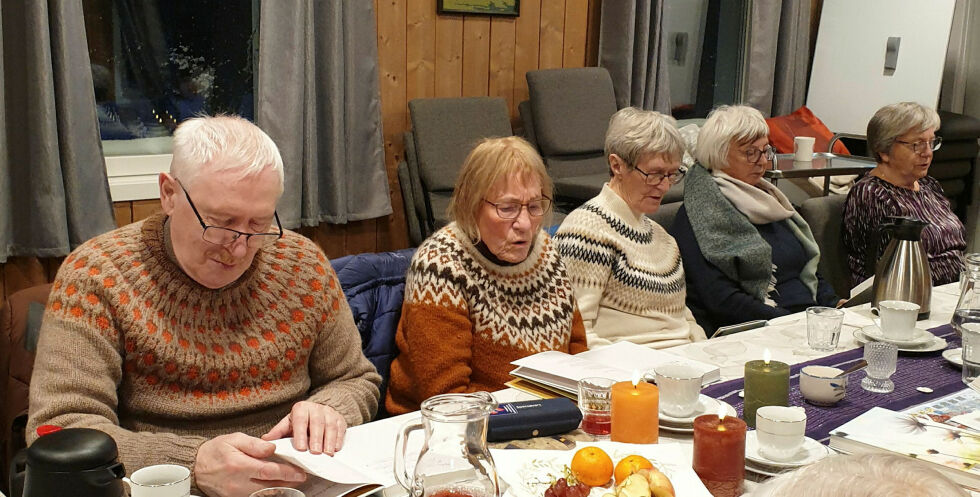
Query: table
765 153 875 194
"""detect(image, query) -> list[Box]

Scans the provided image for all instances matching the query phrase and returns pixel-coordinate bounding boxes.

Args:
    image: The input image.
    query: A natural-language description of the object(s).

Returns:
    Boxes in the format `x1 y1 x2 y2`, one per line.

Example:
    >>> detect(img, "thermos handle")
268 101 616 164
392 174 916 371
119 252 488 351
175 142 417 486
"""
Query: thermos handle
393 419 423 495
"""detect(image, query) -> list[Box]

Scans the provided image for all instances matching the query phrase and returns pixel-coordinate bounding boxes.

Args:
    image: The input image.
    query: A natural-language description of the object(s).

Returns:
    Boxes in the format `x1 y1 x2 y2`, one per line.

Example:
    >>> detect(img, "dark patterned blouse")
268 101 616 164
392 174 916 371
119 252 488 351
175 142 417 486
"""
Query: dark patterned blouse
842 174 966 286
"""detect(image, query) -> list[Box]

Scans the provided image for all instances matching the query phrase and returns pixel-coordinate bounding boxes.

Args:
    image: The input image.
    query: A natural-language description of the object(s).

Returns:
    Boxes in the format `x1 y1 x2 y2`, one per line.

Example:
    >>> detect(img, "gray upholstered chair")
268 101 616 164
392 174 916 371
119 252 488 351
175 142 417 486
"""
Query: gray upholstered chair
407 97 513 231
799 194 851 298
650 201 683 231
932 111 979 220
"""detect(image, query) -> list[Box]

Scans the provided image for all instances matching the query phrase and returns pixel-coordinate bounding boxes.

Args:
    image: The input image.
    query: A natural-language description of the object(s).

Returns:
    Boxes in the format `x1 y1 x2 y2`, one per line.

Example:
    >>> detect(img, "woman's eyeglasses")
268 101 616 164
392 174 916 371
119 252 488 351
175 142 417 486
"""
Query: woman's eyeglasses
484 197 552 219
632 166 686 186
744 145 776 164
895 137 942 155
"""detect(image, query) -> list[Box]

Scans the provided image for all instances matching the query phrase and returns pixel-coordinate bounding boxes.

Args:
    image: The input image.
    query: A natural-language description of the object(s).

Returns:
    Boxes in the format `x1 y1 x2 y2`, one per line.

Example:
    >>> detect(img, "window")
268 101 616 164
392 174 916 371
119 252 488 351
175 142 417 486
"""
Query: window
663 0 749 120
83 0 258 199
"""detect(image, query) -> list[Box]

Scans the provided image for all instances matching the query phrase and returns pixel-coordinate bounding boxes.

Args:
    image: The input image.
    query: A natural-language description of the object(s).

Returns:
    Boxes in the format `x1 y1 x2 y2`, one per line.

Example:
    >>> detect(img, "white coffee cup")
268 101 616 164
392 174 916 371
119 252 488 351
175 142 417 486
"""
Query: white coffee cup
125 464 191 497
653 363 704 417
878 300 920 340
794 136 815 161
756 406 807 462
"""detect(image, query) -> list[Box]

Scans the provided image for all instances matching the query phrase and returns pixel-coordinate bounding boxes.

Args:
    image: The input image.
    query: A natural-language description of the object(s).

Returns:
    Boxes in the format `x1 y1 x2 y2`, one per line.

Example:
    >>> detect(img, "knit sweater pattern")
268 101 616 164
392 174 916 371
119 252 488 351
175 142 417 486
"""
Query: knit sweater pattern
386 223 587 415
27 214 381 478
554 184 705 348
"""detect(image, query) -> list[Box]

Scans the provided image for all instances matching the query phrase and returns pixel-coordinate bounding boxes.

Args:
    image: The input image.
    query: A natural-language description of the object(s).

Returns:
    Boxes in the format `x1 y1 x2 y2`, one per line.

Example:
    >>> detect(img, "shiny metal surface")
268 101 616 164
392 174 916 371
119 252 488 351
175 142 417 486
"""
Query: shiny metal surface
873 238 932 318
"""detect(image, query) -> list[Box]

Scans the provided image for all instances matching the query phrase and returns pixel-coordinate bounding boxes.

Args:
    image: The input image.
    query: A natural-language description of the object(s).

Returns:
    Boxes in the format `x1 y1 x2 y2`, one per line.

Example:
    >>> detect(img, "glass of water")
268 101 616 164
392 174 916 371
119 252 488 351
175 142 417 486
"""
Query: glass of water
806 306 845 352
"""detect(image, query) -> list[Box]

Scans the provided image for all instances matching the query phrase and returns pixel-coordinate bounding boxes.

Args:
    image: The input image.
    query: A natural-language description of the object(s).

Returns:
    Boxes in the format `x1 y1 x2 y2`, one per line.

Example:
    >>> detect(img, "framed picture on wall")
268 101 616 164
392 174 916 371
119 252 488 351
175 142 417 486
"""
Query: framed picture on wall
437 0 520 16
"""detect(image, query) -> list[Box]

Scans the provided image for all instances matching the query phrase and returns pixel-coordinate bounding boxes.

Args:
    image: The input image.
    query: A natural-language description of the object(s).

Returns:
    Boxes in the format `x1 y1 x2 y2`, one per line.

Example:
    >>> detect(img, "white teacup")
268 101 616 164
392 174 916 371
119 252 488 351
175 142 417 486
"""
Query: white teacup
125 464 191 497
755 406 807 462
653 363 704 417
878 300 920 340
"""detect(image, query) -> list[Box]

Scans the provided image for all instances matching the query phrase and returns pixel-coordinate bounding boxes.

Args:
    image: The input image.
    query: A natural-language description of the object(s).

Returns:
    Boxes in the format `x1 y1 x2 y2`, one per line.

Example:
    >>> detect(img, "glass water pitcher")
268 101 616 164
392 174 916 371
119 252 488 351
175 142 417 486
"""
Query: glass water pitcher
953 253 980 386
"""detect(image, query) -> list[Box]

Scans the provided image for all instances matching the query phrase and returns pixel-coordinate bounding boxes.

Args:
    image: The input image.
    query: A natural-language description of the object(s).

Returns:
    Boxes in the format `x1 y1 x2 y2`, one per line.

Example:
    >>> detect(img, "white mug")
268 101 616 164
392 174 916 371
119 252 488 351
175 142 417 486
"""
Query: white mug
794 136 815 162
125 464 191 497
756 406 807 462
878 300 919 340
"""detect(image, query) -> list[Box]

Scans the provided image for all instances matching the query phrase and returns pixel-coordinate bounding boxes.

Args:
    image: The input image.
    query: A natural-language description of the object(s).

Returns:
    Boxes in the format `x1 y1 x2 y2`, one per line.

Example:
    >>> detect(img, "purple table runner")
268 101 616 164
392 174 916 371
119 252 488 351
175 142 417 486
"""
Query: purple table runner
700 325 963 443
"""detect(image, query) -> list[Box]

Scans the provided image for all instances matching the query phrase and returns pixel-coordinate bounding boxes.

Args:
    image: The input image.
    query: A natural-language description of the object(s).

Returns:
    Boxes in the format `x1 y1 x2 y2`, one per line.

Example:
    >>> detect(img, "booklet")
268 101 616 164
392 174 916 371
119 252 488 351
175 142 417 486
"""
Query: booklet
828 405 980 490
509 341 721 396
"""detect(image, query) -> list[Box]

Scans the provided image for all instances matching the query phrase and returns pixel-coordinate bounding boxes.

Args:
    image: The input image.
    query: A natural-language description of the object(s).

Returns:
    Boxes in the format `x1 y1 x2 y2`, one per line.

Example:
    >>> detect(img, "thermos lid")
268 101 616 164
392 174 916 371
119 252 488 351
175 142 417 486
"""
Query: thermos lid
26 427 120 472
883 216 927 241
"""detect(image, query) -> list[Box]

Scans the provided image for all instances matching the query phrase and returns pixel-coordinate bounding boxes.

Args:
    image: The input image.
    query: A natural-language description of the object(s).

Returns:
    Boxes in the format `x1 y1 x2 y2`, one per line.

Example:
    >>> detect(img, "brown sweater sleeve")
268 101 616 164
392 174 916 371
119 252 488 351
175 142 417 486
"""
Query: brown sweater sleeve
569 307 588 354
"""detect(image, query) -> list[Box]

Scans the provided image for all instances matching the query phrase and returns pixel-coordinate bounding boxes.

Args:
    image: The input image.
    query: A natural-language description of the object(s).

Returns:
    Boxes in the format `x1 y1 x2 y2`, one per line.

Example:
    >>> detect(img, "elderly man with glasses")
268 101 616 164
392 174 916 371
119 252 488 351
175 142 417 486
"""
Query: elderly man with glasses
27 115 381 497
554 107 707 349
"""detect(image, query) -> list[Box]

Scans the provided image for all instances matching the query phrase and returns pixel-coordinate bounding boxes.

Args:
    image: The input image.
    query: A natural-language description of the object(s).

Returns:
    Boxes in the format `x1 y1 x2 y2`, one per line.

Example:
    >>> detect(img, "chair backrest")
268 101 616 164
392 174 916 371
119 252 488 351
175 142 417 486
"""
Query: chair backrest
650 201 683 230
526 67 617 178
1 284 52 495
799 194 851 297
408 97 512 193
397 161 424 246
330 249 415 419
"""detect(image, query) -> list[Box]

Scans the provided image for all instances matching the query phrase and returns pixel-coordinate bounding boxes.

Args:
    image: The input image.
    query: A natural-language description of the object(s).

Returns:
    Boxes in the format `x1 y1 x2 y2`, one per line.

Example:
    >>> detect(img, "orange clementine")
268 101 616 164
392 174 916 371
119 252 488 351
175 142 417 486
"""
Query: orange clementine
569 446 614 487
614 455 654 485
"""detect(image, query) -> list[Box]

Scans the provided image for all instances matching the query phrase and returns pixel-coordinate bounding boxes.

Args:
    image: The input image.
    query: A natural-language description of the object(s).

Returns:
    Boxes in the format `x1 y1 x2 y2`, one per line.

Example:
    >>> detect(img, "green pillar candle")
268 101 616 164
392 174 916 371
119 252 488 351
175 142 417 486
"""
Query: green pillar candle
743 359 789 428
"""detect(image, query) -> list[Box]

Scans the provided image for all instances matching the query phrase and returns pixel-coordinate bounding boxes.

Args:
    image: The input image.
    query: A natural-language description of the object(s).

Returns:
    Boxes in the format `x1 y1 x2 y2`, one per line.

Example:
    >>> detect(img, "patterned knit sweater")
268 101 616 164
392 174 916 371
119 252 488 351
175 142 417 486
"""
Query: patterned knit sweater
385 223 587 415
27 214 381 482
554 185 706 348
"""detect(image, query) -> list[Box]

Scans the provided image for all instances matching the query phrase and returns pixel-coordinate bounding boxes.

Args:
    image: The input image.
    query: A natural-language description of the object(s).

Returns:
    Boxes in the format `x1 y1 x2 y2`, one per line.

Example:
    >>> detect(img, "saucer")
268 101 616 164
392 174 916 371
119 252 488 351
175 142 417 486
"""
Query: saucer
943 348 963 367
854 327 947 353
861 325 933 346
744 431 832 468
659 398 736 433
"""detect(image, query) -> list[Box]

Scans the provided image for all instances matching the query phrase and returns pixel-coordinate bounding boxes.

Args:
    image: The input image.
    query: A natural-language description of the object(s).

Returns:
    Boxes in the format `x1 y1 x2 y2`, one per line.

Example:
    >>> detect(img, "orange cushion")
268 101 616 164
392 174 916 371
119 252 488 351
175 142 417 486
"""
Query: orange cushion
765 106 850 155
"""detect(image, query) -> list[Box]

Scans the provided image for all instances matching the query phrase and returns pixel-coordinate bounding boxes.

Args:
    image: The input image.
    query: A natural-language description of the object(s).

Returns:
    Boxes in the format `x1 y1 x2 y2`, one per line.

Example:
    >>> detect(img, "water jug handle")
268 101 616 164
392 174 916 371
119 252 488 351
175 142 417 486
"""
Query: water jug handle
393 418 424 495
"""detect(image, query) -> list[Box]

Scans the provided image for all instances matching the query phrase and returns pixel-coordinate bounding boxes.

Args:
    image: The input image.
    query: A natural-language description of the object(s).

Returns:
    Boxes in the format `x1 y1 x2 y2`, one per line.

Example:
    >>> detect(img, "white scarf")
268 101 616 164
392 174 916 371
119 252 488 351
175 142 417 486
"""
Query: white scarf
711 170 796 224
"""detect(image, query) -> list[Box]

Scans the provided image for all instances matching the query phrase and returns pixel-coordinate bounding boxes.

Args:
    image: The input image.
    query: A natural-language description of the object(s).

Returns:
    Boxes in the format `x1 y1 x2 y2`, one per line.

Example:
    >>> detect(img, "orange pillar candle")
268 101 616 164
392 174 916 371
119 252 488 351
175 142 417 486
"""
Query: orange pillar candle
692 413 746 497
610 380 659 443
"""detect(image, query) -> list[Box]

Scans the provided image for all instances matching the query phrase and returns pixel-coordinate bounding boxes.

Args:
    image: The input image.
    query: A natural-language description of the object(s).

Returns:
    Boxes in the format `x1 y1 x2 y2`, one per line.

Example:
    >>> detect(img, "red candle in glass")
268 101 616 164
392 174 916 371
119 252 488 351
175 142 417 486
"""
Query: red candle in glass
692 413 746 497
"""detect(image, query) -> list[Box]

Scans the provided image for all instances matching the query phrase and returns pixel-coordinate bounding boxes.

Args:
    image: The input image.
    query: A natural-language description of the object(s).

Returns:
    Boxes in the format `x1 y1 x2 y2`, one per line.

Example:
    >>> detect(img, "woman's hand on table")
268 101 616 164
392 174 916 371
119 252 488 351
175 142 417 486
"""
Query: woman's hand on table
194 432 306 497
261 400 348 455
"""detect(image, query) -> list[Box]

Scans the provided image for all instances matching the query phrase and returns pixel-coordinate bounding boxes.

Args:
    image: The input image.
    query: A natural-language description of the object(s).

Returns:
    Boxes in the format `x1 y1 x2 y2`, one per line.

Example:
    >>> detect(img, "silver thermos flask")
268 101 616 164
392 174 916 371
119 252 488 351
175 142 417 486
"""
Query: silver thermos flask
871 216 932 319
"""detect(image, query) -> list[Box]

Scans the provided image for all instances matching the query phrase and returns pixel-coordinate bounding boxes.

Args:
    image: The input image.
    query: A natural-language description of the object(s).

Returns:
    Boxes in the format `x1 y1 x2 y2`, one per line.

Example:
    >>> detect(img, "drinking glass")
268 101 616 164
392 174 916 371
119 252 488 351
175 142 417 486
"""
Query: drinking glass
861 342 897 393
249 488 305 497
577 377 614 436
806 306 845 351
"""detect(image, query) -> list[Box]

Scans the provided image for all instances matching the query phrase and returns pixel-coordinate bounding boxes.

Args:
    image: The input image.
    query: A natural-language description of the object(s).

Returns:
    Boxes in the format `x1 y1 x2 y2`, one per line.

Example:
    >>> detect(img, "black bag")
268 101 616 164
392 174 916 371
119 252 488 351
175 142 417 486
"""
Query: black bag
487 398 582 442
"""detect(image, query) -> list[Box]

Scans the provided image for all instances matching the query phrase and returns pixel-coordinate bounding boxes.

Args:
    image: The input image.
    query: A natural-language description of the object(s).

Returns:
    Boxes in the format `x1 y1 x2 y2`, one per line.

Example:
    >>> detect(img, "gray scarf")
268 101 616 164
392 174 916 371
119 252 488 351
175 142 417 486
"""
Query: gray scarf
684 164 821 304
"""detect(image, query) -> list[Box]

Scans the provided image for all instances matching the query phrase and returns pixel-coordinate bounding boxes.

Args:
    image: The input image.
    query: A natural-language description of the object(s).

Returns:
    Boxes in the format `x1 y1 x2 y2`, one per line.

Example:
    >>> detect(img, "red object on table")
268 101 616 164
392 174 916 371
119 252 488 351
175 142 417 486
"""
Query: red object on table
581 412 611 436
692 414 746 497
610 381 659 444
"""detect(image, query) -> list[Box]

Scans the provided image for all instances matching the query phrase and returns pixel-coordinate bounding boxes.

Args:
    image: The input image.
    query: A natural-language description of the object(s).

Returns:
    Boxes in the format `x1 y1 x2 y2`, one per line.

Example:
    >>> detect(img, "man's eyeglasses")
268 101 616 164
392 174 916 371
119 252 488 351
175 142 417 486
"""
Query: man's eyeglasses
176 179 283 248
895 136 942 155
632 165 686 186
484 197 552 219
744 145 776 164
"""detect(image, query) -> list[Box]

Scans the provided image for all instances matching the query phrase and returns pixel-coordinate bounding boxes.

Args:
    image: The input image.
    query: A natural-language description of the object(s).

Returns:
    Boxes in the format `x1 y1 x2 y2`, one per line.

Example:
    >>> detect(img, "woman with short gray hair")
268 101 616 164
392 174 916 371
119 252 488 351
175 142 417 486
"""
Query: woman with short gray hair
843 102 965 286
555 107 706 349
670 105 840 335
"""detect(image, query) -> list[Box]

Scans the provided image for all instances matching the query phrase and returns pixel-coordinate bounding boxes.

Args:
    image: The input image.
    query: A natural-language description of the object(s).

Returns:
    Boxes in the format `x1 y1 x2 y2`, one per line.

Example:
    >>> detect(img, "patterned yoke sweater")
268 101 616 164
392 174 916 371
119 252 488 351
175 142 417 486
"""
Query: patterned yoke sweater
385 223 587 415
27 214 381 485
554 184 706 348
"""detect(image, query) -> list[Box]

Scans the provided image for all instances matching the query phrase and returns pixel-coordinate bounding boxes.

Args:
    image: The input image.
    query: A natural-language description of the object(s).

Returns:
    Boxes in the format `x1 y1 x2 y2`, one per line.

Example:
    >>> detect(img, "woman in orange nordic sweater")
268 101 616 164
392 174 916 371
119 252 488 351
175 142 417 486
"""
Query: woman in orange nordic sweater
385 136 588 415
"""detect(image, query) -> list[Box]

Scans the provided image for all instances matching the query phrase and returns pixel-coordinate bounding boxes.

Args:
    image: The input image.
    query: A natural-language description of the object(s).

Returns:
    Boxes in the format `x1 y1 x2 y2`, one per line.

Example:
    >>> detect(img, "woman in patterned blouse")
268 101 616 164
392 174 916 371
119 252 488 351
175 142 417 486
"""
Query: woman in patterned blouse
842 102 966 286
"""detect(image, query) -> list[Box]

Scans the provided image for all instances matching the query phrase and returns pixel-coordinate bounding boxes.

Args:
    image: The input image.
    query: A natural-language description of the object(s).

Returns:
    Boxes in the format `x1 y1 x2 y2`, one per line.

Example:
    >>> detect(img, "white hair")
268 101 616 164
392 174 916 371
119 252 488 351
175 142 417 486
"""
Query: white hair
694 105 769 172
867 102 941 162
170 115 285 193
748 454 968 497
604 107 685 174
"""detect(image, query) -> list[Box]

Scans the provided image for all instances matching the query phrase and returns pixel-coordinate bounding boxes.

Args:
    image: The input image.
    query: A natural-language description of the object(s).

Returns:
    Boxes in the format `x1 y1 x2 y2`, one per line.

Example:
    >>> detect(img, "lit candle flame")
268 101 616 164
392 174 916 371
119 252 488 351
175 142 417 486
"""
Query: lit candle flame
763 348 772 365
717 404 727 423
631 369 641 387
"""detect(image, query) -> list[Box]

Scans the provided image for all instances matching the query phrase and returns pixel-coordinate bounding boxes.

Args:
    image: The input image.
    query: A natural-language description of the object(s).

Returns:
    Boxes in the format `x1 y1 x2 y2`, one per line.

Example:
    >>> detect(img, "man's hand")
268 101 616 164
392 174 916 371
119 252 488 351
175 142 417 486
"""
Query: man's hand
261 401 348 455
194 432 306 497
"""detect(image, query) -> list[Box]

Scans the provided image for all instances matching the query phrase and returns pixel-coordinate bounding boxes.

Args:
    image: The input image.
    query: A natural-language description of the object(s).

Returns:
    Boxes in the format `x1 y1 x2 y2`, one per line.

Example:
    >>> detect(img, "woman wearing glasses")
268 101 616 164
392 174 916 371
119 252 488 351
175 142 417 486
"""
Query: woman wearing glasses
842 102 965 286
385 136 587 415
554 107 706 349
671 105 840 334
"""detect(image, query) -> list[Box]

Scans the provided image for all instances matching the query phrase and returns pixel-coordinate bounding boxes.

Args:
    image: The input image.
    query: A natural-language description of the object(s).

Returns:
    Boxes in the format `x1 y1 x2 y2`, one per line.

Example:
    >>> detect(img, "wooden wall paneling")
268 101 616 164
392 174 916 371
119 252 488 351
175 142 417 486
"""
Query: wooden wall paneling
585 0 602 67
562 0 590 68
461 16 491 97
489 17 517 117
538 0 566 69
113 201 133 227
406 0 436 102
2 257 47 298
131 200 161 222
513 0 542 122
44 257 65 282
344 219 379 257
434 14 464 97
0 262 4 300
307 222 347 260
376 0 409 253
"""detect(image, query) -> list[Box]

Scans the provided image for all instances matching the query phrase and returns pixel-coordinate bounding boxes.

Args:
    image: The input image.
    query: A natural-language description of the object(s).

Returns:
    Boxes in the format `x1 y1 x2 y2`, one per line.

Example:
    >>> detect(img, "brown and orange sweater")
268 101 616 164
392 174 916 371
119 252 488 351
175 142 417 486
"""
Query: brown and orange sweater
27 214 381 476
385 223 587 415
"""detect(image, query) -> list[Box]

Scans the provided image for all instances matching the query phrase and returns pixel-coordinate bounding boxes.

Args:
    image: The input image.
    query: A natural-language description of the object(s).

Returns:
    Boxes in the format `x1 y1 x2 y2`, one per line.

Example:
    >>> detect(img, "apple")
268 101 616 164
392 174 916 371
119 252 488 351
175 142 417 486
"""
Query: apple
636 468 675 497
